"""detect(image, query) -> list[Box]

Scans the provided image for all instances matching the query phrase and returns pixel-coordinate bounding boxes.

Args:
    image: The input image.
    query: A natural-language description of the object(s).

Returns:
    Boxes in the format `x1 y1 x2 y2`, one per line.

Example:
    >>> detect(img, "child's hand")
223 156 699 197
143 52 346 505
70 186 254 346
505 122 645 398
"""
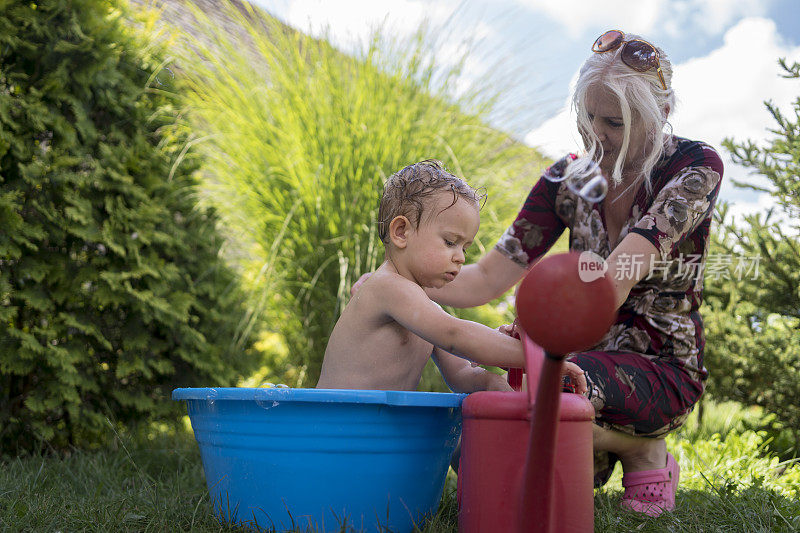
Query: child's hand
484 371 513 392
562 361 588 396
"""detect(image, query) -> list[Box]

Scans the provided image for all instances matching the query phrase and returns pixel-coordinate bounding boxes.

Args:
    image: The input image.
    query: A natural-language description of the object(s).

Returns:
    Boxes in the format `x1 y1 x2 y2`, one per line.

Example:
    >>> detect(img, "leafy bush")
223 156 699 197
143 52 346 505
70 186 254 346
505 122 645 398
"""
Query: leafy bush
673 430 800 500
702 59 800 451
0 0 253 454
171 1 546 387
595 401 800 532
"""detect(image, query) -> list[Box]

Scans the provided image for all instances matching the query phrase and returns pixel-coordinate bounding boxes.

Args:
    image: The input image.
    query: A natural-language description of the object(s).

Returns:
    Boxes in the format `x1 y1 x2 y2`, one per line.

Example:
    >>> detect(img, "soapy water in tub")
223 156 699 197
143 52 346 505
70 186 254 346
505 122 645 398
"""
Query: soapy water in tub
255 382 289 410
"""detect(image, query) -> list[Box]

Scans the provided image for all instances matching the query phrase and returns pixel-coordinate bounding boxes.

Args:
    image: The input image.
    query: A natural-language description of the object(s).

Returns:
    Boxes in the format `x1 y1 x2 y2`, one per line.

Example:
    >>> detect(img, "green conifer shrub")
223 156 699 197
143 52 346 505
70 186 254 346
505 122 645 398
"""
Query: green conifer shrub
702 59 800 450
0 0 252 454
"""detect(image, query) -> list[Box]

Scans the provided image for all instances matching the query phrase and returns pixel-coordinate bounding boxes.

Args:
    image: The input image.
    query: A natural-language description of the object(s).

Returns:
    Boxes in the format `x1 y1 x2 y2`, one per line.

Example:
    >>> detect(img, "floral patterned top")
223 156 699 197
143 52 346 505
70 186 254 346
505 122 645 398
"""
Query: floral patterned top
496 137 724 382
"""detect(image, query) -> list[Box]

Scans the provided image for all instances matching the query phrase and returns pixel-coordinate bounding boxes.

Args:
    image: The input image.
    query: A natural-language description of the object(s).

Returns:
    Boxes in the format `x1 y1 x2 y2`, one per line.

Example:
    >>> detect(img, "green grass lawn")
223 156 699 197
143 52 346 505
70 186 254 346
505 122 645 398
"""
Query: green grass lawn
2 402 798 532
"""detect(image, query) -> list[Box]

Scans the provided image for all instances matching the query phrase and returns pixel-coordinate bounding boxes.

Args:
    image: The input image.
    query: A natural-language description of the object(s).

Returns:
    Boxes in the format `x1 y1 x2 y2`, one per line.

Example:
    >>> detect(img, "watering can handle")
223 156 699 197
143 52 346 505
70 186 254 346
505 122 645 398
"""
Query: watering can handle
510 323 545 405
522 334 544 405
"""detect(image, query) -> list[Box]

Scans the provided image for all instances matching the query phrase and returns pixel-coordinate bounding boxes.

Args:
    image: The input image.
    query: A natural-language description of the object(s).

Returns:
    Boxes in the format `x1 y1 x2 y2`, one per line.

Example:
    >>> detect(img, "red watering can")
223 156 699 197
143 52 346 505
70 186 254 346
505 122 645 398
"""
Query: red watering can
458 252 618 533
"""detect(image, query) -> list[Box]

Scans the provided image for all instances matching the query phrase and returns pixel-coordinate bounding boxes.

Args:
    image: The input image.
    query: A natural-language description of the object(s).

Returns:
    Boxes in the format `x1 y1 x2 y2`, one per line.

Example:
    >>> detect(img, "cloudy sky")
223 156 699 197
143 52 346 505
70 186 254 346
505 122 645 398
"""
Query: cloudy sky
252 0 800 223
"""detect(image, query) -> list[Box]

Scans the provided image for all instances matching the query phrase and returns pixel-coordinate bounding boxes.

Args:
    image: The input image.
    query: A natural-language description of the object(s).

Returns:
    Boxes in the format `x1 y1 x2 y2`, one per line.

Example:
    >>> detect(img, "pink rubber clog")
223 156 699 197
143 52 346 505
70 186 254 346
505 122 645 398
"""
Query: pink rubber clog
620 452 680 517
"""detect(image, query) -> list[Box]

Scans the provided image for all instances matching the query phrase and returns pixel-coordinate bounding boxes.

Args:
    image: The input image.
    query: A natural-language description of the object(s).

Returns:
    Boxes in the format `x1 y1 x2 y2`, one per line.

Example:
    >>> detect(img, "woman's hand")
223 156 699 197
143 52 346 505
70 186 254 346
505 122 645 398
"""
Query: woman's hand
562 361 588 396
497 318 520 339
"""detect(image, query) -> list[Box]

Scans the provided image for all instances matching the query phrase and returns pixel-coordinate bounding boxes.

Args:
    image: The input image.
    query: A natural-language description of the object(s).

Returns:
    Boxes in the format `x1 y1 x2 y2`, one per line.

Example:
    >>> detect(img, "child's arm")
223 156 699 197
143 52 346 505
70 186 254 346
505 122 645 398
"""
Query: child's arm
377 274 525 368
432 347 512 393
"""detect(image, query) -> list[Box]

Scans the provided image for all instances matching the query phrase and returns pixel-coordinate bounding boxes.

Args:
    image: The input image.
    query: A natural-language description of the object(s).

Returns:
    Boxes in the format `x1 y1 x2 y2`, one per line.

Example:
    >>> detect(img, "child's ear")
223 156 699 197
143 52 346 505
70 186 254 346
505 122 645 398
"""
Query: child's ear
388 215 412 249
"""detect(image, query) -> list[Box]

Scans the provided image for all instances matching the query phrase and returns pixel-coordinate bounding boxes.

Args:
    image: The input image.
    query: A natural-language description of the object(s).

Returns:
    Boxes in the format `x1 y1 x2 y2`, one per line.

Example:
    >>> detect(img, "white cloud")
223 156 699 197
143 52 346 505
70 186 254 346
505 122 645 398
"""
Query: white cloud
514 0 770 39
671 17 797 146
524 17 800 224
661 0 769 37
512 0 665 38
725 192 783 223
523 72 580 158
691 0 767 33
671 17 800 221
259 0 457 52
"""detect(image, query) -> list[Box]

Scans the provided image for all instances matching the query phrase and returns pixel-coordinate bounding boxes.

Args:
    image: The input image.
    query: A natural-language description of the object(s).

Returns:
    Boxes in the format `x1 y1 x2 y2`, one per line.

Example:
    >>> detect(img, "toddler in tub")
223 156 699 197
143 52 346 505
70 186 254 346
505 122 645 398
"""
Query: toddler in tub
317 159 586 394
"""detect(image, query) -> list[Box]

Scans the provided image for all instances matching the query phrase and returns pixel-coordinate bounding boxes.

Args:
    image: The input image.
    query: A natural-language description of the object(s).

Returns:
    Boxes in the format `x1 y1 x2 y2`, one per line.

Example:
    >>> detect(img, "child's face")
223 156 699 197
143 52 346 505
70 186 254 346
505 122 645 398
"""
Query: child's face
405 192 480 289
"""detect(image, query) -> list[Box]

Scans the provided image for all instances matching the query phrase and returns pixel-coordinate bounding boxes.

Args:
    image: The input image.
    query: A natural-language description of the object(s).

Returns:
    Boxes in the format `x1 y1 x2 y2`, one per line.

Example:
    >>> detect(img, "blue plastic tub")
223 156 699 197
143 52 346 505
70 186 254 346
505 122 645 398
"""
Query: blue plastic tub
173 387 466 532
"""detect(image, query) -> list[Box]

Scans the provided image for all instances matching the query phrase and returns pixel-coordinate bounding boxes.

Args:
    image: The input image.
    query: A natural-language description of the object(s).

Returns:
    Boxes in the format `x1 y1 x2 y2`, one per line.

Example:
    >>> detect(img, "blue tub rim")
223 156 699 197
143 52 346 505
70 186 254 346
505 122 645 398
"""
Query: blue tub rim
172 387 467 407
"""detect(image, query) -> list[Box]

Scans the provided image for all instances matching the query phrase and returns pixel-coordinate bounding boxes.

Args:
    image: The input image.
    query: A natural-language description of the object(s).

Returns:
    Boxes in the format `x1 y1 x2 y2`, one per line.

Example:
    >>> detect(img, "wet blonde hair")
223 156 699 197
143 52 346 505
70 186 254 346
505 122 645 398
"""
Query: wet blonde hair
572 33 676 194
378 159 484 245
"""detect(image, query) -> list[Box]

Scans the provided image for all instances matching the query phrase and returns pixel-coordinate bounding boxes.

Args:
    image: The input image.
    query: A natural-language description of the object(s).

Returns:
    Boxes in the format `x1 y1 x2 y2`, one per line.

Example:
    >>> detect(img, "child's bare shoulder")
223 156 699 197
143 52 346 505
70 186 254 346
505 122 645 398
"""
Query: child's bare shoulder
349 269 430 326
361 268 425 297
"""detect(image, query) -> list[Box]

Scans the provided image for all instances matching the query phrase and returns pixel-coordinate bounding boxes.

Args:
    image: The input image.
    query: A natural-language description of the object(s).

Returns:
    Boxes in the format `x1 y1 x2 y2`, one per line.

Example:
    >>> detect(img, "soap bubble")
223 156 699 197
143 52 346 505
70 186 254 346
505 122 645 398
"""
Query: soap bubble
543 155 574 183
566 158 607 203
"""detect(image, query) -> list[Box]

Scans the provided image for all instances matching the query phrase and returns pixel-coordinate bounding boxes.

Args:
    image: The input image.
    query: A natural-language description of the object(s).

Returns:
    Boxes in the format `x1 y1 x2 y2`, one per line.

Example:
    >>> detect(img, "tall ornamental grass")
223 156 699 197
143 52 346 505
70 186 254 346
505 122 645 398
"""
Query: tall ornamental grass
167 1 546 386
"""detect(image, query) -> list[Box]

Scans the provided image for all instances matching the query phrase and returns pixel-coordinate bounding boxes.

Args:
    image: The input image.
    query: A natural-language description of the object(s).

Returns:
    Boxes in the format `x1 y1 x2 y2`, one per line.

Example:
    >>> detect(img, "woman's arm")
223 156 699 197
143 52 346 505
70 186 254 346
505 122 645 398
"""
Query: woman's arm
607 162 723 309
428 175 566 308
425 248 528 308
605 232 660 309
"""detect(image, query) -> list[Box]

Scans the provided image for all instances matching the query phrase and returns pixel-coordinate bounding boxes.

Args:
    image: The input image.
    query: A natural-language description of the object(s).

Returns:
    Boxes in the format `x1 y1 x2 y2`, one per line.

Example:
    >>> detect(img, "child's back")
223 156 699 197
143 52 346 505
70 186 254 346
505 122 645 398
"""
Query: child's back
318 266 439 390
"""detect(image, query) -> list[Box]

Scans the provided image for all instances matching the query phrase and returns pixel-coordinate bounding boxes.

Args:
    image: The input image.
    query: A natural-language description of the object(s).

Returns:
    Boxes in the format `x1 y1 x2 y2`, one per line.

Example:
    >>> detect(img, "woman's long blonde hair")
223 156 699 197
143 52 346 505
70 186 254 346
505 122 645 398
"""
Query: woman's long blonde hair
572 33 676 195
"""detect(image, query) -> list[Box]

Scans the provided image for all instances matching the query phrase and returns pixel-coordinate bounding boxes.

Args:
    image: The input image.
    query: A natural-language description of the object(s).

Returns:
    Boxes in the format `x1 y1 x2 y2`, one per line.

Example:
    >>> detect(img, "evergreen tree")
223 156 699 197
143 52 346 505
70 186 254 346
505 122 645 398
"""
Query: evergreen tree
703 59 800 448
0 0 253 454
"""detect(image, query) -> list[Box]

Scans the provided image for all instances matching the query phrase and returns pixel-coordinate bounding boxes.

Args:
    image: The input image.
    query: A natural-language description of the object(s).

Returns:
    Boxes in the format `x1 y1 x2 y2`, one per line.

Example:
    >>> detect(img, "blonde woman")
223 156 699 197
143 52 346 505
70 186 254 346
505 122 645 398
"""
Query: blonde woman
356 30 723 517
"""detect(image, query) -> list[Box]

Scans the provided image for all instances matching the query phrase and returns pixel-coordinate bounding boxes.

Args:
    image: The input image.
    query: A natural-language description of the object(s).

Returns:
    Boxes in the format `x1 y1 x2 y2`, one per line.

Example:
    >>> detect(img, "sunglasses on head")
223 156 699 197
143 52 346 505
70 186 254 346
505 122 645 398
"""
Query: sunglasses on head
592 30 667 91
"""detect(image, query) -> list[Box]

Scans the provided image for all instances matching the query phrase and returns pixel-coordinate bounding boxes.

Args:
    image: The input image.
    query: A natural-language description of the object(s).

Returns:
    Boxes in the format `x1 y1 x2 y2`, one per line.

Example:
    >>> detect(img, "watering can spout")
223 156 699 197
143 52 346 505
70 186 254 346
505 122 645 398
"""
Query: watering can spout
517 348 570 533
